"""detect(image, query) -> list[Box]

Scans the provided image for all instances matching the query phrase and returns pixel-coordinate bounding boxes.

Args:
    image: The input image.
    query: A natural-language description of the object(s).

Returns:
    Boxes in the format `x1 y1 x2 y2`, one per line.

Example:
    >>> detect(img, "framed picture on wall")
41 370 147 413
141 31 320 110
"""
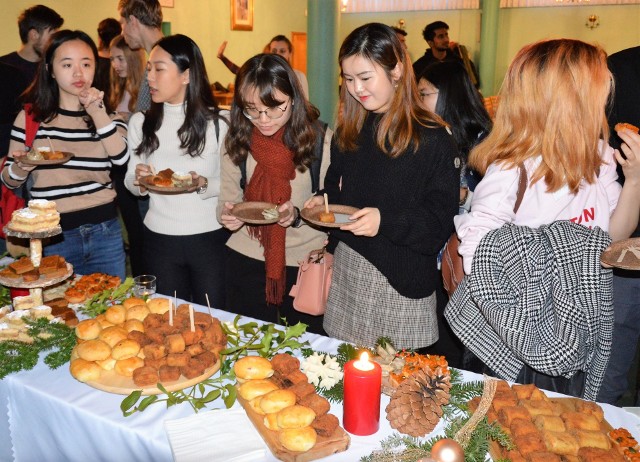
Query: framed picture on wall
231 0 253 31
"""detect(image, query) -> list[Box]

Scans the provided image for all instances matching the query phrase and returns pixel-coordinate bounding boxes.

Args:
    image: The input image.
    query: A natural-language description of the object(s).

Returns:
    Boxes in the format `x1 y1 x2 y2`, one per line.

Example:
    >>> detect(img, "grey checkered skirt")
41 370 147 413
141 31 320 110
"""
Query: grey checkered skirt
323 242 437 349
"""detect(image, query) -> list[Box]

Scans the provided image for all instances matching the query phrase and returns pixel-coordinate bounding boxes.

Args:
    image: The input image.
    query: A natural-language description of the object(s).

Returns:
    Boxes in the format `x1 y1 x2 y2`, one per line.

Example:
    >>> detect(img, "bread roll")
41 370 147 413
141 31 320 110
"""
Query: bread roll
259 389 296 414
111 339 141 360
70 358 102 382
238 379 279 401
278 426 317 452
124 319 145 333
126 304 150 322
98 326 129 347
123 297 146 310
147 297 171 314
95 314 114 329
75 319 101 340
95 357 117 371
277 405 316 429
264 413 279 431
76 339 111 361
234 356 274 382
105 305 126 324
114 356 144 377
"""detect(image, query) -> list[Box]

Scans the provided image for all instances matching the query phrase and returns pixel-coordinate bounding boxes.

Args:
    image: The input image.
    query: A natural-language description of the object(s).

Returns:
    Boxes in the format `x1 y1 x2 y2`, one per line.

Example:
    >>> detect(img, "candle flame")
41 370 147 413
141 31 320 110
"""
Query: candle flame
360 351 370 362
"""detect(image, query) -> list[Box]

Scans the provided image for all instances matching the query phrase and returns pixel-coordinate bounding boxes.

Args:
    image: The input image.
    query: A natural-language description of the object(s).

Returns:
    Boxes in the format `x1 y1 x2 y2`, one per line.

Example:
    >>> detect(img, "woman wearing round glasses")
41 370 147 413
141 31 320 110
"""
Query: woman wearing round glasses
218 53 331 334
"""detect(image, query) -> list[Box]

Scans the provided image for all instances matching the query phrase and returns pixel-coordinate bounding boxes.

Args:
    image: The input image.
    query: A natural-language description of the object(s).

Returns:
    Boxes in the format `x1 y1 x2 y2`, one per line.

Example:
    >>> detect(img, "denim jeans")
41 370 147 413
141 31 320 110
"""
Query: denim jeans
44 218 126 280
597 269 640 404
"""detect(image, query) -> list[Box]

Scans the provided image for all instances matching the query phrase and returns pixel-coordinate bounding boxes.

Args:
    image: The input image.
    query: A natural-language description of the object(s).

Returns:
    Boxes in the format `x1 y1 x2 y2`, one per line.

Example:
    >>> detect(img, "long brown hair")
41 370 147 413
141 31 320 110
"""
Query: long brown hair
336 23 443 158
225 53 320 170
470 39 612 193
108 36 145 113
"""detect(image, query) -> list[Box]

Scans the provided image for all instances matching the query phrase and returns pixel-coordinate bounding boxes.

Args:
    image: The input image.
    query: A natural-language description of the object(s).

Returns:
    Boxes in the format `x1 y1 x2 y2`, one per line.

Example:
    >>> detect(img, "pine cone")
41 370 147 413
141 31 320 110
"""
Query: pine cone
385 366 451 437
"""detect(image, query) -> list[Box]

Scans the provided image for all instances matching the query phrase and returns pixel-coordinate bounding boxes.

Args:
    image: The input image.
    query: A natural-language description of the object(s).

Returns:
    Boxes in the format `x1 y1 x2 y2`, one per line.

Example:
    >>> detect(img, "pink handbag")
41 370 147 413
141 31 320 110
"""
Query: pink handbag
289 248 333 316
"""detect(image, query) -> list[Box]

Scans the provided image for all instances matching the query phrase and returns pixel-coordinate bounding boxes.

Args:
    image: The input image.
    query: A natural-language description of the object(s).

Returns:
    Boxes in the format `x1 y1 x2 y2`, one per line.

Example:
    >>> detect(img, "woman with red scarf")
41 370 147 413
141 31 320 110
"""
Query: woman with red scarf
217 54 331 334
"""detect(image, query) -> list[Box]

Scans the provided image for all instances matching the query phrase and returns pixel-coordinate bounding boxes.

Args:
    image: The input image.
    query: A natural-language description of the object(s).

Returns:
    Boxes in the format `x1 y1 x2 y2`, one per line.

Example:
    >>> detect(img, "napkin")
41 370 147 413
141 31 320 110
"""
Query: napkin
164 408 267 462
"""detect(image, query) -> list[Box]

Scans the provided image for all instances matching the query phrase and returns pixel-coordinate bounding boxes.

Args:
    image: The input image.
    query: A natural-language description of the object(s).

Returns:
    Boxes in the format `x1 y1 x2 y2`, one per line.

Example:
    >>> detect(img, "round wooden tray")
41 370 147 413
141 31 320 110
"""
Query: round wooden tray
600 237 640 270
3 225 62 239
84 360 220 395
139 175 196 194
300 205 359 228
232 201 282 224
21 151 74 166
0 262 73 288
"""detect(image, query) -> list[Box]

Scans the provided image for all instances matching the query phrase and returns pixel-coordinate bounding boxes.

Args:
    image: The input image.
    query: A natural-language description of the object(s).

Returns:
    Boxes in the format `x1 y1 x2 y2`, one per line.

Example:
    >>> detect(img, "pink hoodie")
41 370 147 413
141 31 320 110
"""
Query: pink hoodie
455 141 621 274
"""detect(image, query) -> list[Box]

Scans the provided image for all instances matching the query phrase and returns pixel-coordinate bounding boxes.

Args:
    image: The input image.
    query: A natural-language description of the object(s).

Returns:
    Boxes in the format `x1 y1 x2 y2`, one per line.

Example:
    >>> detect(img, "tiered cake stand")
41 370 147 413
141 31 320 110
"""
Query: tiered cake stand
0 226 73 305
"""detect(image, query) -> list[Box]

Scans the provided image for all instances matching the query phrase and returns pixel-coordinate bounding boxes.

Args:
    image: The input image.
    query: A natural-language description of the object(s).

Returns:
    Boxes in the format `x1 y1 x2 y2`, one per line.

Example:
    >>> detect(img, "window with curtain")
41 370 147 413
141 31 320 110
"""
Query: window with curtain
500 0 640 7
342 0 480 13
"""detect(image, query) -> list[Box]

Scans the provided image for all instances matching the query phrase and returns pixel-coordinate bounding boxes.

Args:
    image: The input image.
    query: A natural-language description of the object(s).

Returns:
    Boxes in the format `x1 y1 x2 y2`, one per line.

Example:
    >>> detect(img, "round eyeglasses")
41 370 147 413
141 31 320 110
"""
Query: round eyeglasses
242 101 289 120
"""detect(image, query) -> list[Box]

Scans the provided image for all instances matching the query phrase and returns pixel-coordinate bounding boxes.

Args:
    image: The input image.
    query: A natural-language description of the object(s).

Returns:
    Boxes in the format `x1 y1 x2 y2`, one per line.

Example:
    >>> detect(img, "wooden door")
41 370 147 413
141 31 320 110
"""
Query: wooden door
291 32 307 74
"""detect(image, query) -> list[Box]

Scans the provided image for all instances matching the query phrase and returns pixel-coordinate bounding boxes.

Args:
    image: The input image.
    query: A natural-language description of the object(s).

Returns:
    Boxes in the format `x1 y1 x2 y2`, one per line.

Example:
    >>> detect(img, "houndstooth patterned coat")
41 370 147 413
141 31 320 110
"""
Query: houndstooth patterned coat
445 221 613 401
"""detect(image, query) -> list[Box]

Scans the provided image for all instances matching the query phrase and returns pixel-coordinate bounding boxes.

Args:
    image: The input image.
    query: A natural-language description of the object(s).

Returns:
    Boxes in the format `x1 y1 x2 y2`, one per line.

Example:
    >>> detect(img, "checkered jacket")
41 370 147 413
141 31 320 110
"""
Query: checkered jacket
445 221 613 401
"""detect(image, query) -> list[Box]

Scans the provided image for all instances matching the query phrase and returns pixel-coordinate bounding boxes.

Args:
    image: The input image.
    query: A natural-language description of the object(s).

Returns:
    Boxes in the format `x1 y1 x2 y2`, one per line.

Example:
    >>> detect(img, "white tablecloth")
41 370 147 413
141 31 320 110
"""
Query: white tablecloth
1 299 640 461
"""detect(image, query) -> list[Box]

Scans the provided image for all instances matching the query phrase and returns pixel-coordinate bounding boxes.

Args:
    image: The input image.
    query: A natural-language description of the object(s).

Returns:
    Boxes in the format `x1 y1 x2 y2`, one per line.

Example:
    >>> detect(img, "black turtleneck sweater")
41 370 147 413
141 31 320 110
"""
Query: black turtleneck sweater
325 113 459 298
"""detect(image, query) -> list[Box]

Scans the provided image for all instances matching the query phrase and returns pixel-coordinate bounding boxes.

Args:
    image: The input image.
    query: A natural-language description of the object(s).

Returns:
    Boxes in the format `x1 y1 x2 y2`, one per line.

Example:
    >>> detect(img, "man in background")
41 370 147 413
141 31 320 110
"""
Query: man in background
597 45 640 406
0 5 63 87
412 21 460 79
118 0 164 112
95 18 122 110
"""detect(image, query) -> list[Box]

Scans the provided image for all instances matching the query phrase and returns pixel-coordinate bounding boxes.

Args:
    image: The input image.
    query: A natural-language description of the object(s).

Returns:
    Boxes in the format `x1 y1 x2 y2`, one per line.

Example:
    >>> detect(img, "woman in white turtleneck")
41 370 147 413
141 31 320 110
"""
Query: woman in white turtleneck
124 34 229 307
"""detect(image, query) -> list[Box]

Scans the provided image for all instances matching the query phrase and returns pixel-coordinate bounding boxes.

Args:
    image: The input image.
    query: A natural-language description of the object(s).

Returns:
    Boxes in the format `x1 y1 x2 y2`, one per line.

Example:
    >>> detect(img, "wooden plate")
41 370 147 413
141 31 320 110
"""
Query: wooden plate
21 151 74 166
0 262 73 289
237 390 350 462
84 360 220 396
600 237 640 270
139 175 196 194
232 201 282 224
300 205 359 228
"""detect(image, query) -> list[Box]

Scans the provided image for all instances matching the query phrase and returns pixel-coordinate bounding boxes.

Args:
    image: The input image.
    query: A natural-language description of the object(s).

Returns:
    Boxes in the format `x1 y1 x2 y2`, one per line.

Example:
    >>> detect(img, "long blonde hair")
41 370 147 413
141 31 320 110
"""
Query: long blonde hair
470 39 612 193
336 23 444 158
108 36 146 113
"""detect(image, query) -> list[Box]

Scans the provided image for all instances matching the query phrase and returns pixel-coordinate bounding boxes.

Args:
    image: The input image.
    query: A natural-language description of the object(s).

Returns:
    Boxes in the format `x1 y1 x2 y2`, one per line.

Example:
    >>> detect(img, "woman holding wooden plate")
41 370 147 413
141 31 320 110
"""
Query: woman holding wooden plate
125 34 229 307
217 53 331 334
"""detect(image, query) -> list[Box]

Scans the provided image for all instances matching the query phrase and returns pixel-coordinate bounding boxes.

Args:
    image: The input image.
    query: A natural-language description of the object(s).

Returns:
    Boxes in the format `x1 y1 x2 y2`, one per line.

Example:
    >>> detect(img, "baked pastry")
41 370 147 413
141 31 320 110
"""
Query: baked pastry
114 356 144 377
561 411 600 431
542 430 580 456
105 305 126 324
298 393 330 417
76 339 111 361
271 353 300 376
311 413 339 437
615 122 640 134
132 366 158 387
126 304 150 322
318 211 335 223
98 325 129 347
9 257 35 275
75 319 102 340
9 200 60 232
578 446 625 462
510 418 539 438
158 365 181 382
278 426 317 452
70 358 102 382
571 429 611 450
276 405 316 429
147 297 171 314
237 379 279 401
234 356 274 382
259 389 297 414
111 339 141 360
534 414 566 432
171 171 192 188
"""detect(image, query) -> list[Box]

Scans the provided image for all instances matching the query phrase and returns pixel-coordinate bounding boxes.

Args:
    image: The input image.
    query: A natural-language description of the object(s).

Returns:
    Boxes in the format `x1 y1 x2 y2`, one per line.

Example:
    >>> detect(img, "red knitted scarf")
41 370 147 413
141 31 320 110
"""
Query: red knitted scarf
244 126 296 305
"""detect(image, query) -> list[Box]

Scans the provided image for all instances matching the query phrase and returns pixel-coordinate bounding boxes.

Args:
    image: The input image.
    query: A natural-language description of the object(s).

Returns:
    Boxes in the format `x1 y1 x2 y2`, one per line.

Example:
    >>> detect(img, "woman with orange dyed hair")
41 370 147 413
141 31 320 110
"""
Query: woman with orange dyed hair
454 39 640 276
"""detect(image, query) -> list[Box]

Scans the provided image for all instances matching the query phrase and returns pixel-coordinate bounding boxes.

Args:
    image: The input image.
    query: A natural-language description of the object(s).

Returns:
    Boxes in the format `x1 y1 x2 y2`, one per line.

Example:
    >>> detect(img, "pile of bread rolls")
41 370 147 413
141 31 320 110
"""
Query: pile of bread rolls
235 353 341 453
70 297 227 388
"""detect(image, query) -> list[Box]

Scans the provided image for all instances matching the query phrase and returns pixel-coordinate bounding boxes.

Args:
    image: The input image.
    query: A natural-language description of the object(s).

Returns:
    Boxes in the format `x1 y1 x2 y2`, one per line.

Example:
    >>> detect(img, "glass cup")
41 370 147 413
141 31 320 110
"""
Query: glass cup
133 274 156 300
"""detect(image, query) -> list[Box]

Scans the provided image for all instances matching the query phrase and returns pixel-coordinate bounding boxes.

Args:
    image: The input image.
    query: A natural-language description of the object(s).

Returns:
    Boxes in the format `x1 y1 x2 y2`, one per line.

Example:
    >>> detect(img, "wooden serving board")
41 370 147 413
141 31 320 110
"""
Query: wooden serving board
482 397 614 461
237 390 351 462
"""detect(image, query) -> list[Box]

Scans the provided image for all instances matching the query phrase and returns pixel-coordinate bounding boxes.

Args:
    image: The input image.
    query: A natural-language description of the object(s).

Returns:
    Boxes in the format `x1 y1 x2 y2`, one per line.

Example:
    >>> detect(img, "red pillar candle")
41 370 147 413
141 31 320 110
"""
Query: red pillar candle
343 351 382 436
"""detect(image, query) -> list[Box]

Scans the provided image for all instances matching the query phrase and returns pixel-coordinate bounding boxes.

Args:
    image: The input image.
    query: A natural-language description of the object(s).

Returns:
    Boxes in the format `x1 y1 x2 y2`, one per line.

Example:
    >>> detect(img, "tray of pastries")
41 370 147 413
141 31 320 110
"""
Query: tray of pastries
468 380 634 461
70 298 227 395
0 255 71 287
64 273 121 304
235 353 350 462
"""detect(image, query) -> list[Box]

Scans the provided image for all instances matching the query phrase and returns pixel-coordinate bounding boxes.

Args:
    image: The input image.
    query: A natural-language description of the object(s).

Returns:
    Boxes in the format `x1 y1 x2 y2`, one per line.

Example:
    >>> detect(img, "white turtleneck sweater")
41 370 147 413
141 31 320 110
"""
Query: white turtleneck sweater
124 103 228 236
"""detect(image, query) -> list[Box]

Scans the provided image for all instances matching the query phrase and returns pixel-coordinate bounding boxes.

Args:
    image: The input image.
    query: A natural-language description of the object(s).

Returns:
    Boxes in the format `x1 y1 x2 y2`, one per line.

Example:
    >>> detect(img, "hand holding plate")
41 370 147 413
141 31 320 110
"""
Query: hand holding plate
12 151 37 172
340 207 381 237
220 202 244 231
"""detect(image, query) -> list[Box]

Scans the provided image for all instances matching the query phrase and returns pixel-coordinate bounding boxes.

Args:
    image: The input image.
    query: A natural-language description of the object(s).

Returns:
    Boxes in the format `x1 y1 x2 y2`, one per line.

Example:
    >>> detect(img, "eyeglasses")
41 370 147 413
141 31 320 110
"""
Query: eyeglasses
242 101 290 120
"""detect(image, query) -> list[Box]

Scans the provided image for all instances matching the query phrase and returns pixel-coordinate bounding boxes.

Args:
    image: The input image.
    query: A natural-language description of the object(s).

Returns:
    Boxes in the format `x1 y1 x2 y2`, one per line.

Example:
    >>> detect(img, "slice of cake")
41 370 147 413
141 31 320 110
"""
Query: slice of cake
8 199 60 232
171 171 192 188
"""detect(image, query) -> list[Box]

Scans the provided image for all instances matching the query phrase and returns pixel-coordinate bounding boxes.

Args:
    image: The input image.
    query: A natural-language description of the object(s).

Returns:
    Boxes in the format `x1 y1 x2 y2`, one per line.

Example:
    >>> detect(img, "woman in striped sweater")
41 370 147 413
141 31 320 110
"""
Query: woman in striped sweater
1 30 129 279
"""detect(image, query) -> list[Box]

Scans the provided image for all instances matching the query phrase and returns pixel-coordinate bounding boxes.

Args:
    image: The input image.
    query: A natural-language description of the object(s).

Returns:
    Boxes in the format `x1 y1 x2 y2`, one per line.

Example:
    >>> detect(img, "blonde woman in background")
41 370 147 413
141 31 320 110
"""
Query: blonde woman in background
108 35 145 121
